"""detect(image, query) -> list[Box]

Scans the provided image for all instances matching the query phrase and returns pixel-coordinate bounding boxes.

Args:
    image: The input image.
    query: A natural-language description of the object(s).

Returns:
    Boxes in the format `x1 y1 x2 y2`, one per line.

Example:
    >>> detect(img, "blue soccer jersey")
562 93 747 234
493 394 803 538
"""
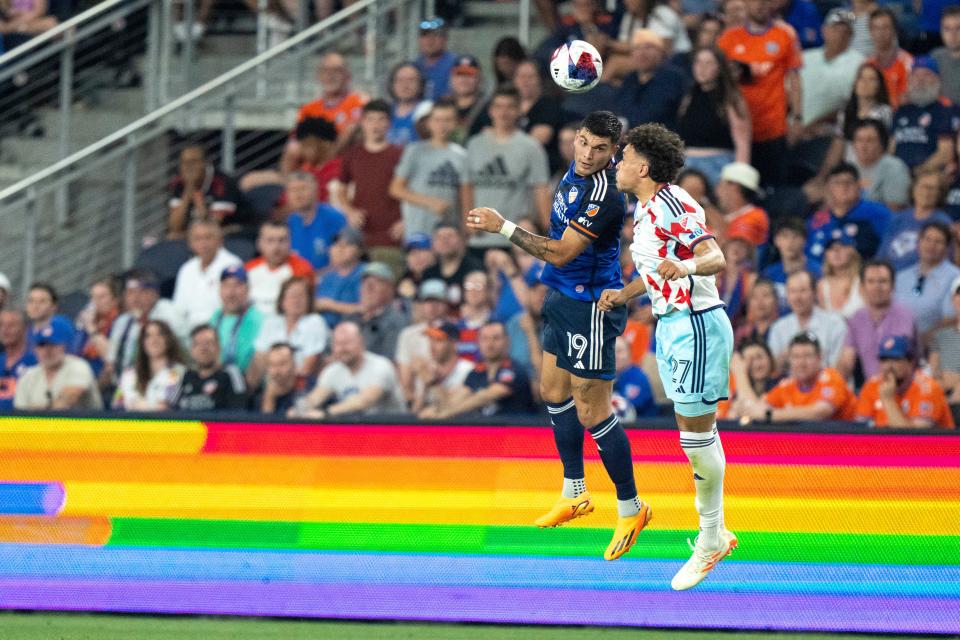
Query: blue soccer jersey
540 162 627 301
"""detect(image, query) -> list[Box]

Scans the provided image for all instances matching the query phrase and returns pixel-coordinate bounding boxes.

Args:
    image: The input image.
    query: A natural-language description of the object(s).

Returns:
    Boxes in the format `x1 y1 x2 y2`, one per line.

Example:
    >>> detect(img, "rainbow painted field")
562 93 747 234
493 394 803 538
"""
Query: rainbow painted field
0 415 957 634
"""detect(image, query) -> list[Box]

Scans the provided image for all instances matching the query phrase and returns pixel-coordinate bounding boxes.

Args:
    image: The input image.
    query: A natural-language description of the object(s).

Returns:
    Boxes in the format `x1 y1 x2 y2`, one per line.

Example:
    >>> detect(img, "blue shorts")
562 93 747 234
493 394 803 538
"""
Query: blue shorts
542 289 627 380
655 306 733 416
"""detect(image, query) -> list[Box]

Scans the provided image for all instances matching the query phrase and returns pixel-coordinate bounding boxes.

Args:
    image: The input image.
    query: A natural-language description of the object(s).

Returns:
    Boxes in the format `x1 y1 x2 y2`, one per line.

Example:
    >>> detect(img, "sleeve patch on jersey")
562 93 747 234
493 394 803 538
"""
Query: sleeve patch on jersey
584 204 601 218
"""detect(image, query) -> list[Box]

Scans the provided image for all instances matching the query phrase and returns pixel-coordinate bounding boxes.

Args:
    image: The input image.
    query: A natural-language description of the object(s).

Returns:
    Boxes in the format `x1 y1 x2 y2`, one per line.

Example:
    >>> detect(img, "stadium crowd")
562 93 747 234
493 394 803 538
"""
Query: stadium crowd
2 0 960 428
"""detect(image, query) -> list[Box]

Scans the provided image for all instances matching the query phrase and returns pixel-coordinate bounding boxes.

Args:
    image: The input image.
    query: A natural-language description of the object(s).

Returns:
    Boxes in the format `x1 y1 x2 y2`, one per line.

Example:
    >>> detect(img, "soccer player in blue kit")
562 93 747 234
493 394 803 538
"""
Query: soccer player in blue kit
598 123 736 590
466 111 651 562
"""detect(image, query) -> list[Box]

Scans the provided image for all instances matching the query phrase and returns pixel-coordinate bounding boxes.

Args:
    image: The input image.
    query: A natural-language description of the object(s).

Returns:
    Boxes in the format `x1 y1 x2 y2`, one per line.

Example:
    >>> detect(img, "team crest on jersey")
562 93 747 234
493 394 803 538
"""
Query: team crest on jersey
766 41 780 55
568 187 579 203
585 204 600 217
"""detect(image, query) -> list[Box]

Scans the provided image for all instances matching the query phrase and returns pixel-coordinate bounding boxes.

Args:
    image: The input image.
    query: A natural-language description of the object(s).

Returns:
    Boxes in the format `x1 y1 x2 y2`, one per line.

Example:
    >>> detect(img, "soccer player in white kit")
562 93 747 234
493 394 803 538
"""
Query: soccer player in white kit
598 123 737 590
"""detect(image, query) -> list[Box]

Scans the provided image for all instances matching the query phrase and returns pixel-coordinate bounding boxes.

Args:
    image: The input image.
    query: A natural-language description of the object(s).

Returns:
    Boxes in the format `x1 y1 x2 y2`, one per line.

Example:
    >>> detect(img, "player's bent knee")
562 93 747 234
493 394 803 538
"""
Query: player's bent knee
674 402 717 429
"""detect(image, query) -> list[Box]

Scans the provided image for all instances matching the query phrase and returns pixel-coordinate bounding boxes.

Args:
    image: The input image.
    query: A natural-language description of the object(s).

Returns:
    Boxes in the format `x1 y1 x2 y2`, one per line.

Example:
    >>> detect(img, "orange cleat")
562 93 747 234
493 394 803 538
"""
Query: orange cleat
604 501 653 561
534 492 595 528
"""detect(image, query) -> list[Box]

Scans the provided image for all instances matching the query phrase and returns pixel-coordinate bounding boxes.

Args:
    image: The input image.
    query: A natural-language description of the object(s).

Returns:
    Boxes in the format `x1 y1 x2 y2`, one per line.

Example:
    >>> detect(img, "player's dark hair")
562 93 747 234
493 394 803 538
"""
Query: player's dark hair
295 117 337 142
789 331 821 355
28 282 58 305
861 258 895 282
623 123 686 184
827 161 859 182
491 85 521 103
852 118 889 149
363 99 392 116
190 323 218 340
578 111 622 145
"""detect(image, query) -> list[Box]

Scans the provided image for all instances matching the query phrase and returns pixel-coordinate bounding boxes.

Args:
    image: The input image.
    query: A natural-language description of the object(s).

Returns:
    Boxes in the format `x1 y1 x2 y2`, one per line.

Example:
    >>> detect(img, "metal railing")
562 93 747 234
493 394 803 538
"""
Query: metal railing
0 0 420 296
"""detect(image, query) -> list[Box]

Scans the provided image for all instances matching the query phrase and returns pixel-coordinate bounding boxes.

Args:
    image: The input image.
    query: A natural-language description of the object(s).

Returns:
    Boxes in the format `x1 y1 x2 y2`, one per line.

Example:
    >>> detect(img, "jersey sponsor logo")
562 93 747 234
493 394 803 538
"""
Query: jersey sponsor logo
585 204 600 218
568 186 579 203
553 191 569 221
577 216 593 227
498 368 515 383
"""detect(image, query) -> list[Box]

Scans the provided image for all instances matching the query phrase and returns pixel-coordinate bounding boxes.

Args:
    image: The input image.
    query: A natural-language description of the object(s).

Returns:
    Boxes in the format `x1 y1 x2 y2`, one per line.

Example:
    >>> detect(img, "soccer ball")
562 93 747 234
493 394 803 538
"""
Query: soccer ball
549 40 603 94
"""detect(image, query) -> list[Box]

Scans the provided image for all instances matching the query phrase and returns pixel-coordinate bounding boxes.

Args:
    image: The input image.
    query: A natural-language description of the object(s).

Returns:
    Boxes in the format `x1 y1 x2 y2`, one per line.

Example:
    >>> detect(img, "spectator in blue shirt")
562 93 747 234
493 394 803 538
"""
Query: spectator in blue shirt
285 171 346 271
775 0 823 49
806 162 892 268
891 56 956 173
387 62 432 147
415 18 458 101
0 309 37 412
617 29 689 129
879 168 954 271
315 227 366 328
613 336 655 420
24 283 76 352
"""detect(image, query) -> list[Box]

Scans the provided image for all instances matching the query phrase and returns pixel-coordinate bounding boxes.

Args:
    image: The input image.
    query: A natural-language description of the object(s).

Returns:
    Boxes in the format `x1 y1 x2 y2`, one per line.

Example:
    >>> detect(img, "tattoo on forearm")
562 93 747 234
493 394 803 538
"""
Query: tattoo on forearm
509 226 553 260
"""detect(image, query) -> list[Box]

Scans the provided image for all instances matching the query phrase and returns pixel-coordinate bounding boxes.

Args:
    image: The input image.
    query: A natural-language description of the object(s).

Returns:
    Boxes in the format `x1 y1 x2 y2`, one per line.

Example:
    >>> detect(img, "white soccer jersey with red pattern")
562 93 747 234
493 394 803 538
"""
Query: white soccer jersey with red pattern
629 184 723 317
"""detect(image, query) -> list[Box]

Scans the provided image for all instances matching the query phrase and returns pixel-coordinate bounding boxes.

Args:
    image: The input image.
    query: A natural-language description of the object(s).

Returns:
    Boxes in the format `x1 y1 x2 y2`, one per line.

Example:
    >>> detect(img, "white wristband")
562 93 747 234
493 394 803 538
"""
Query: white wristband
681 259 698 276
499 220 517 239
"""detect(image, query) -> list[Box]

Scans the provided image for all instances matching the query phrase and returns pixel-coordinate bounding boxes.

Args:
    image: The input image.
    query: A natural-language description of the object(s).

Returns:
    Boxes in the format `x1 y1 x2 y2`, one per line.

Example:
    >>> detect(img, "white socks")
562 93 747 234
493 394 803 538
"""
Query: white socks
679 426 725 550
562 477 586 498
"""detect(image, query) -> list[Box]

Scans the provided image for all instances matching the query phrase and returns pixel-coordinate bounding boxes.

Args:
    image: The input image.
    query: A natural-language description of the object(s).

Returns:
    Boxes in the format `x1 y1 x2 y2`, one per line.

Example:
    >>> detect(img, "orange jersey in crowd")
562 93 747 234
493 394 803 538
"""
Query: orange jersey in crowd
867 50 912 108
623 320 652 366
856 371 955 429
716 374 737 419
764 367 856 420
297 91 368 133
718 21 802 142
724 205 770 246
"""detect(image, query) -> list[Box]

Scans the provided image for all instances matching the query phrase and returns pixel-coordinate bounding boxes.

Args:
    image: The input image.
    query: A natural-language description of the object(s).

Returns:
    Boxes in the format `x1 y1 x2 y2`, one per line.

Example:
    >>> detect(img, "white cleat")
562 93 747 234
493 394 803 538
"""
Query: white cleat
670 529 738 591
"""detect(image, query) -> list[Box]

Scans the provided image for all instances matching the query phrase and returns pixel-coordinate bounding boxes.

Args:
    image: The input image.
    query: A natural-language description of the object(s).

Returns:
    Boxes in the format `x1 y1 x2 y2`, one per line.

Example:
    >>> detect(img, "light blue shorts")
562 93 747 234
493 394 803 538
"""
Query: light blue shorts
655 306 734 417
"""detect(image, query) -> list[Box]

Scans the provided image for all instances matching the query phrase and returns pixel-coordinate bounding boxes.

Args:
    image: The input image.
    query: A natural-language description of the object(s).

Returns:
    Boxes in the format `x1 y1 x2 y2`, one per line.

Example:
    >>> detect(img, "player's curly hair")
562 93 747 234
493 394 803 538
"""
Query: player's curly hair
623 123 686 184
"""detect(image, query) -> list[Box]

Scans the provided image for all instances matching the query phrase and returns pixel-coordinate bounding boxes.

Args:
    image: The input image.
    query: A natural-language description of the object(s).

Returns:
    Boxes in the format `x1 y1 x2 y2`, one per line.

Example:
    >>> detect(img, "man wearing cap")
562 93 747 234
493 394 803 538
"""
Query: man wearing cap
462 86 551 249
390 99 466 239
856 335 954 428
24 283 76 353
711 162 769 247
891 55 955 173
412 320 476 416
14 324 102 410
617 29 689 131
932 6 960 104
839 259 916 382
894 221 960 336
743 332 856 424
799 8 864 135
395 278 452 405
446 54 488 145
398 234 438 301
285 171 347 271
172 220 242 330
344 262 410 359
0 309 37 412
245 221 315 315
210 265 264 376
0 272 11 312
107 269 183 376
805 162 890 269
415 18 458 101
315 228 366 328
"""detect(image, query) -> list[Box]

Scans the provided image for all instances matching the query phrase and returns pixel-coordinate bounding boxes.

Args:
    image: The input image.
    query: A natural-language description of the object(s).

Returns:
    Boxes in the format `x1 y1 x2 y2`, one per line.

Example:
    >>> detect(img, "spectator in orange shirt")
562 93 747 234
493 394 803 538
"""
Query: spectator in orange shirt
740 332 857 422
710 161 769 246
866 8 912 107
856 335 955 428
718 0 803 186
297 53 369 138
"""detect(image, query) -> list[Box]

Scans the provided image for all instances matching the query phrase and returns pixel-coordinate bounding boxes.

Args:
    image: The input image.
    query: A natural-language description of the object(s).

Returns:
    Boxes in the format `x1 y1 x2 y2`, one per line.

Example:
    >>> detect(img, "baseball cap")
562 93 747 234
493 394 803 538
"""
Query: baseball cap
334 226 364 247
361 261 396 284
405 233 433 251
125 271 160 291
913 55 940 76
425 320 460 341
412 100 435 123
419 17 446 32
877 335 914 360
418 278 448 301
0 272 10 293
823 7 855 27
452 55 480 75
720 162 760 193
31 322 71 347
221 264 248 283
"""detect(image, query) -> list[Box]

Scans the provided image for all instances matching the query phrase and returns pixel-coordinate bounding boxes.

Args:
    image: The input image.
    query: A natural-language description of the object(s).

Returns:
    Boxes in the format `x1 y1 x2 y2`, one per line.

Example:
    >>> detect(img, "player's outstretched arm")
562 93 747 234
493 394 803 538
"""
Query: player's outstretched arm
598 277 648 312
656 237 726 281
465 207 590 267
